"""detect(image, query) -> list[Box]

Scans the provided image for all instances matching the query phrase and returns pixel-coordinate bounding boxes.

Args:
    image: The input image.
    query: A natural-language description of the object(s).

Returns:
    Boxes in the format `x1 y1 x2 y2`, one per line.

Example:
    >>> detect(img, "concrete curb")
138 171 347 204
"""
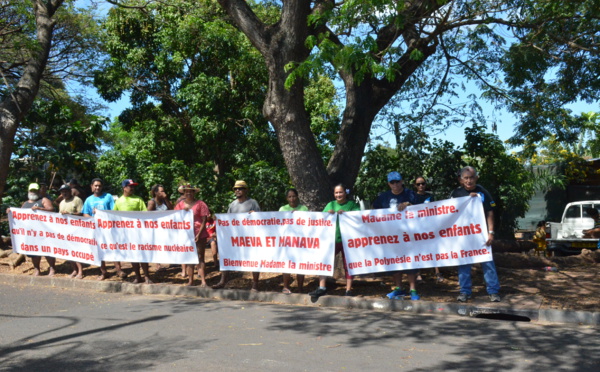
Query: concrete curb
1 273 597 326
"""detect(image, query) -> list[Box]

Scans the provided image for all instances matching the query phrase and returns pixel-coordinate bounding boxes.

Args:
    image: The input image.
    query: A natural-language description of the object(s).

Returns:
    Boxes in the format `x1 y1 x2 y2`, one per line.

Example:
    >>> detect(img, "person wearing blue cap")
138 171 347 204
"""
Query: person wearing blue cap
372 172 420 300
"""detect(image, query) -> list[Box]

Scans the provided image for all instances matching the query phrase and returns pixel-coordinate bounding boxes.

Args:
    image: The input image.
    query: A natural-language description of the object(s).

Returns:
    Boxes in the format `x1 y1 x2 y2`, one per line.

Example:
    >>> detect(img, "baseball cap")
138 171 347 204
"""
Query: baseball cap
387 172 402 182
58 184 71 192
122 179 138 187
28 183 40 191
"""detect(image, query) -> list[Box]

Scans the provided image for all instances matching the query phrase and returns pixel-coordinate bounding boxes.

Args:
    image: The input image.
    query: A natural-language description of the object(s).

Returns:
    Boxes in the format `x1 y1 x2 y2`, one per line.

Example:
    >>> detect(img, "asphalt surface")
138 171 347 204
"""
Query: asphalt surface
0 273 597 326
0 280 599 372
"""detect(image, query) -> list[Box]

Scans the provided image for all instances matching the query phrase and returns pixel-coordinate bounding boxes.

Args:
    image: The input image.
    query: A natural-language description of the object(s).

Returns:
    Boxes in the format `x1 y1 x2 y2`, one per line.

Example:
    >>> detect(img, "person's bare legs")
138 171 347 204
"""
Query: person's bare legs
210 240 218 267
141 262 153 284
185 264 195 286
31 256 41 276
70 261 83 279
346 277 353 292
435 267 444 282
282 273 292 293
393 272 403 289
212 271 227 288
407 272 417 291
297 274 305 292
132 263 143 283
197 238 207 287
181 264 188 278
46 256 56 276
307 275 328 296
251 271 260 291
98 261 108 280
114 261 126 278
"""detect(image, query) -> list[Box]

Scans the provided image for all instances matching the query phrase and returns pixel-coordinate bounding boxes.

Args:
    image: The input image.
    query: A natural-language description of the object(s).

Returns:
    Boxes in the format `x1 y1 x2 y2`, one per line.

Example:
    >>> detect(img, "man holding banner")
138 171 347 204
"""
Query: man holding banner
58 184 85 279
12 182 57 276
373 172 420 301
83 178 119 280
114 179 152 284
213 180 261 291
450 166 501 302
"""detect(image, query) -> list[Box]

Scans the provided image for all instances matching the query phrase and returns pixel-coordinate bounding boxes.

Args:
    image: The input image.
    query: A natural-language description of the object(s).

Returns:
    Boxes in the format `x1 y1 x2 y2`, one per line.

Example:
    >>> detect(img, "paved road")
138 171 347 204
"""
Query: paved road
0 281 598 371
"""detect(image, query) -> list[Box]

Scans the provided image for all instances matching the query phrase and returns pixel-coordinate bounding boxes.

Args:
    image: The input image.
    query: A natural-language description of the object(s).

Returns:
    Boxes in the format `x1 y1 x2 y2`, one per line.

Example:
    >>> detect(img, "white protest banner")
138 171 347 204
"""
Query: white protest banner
94 209 198 264
8 208 100 265
340 196 492 276
216 211 337 276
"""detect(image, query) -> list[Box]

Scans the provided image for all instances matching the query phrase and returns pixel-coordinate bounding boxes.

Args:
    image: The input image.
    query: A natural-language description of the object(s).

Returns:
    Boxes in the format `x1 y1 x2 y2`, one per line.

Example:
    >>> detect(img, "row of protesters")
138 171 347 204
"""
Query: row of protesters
306 166 501 303
7 182 87 278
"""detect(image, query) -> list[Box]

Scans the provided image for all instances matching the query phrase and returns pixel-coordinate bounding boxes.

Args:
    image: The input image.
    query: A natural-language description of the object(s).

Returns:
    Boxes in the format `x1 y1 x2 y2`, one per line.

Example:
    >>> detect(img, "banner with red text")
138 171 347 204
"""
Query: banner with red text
340 196 492 276
8 208 100 265
216 211 337 276
94 209 198 264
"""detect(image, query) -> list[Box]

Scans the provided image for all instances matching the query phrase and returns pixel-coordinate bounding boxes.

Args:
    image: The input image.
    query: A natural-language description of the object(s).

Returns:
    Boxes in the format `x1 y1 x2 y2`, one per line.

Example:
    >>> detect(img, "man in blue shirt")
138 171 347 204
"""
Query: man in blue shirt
82 178 123 280
373 172 420 300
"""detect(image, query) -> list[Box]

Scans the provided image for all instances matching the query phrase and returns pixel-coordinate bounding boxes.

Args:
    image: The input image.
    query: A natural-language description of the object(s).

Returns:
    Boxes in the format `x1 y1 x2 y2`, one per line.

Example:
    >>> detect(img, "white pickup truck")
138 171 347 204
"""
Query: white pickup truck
546 201 600 256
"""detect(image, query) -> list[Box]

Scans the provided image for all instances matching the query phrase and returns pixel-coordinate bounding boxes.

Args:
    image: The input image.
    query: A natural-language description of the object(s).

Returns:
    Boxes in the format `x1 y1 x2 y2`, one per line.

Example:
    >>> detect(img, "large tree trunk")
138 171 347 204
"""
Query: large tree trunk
218 0 438 209
0 0 63 198
218 0 331 210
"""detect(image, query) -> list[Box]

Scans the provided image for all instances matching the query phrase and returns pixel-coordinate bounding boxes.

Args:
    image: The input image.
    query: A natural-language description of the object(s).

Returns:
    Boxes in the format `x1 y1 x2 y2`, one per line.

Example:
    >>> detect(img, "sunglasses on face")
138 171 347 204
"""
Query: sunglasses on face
389 180 401 184
416 182 426 186
234 187 246 191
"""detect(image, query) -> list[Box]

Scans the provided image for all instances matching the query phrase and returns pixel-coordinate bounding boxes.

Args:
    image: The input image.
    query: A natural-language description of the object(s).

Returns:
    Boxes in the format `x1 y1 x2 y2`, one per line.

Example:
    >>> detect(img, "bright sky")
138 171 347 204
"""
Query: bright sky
75 0 598 151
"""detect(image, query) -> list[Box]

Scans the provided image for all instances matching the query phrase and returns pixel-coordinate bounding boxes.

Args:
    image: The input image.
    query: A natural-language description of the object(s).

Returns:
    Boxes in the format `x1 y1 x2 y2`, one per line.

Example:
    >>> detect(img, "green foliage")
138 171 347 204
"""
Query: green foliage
4 95 104 207
355 123 466 203
463 124 535 238
0 0 102 94
356 124 537 239
502 0 600 150
93 1 343 212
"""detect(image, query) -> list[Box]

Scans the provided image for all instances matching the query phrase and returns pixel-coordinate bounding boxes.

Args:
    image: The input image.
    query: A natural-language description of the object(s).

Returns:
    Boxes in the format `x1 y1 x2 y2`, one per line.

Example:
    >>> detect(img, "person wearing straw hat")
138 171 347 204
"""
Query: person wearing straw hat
174 184 210 287
212 180 261 290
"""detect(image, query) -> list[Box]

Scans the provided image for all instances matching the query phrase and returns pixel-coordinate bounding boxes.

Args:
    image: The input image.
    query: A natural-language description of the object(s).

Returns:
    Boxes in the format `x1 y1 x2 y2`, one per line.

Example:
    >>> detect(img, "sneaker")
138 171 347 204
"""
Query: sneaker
386 287 406 299
457 293 471 302
410 290 420 301
308 287 327 298
345 290 354 297
489 293 501 302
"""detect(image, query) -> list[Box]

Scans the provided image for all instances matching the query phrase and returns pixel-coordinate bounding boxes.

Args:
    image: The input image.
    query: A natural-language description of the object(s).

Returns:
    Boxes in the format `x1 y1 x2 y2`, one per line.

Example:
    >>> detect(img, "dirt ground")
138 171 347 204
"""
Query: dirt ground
1 243 599 312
